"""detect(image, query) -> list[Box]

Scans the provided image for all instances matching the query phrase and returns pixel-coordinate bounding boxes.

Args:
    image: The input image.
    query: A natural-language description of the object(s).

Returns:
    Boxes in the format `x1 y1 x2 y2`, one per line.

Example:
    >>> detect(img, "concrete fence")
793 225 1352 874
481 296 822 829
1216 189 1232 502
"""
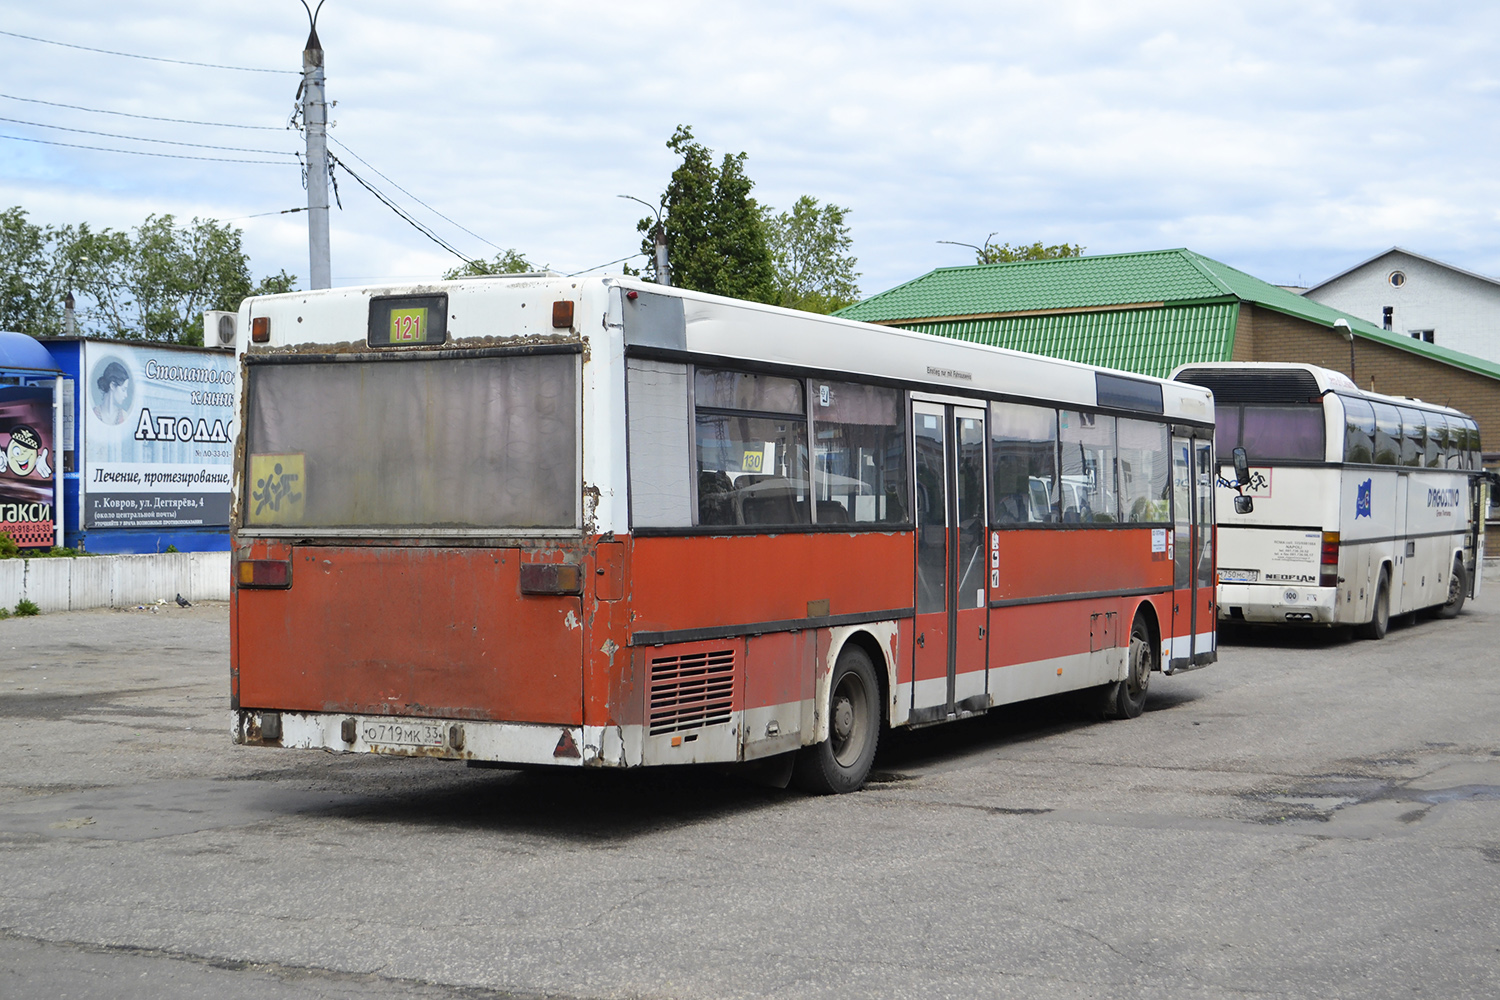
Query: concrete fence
0 552 231 613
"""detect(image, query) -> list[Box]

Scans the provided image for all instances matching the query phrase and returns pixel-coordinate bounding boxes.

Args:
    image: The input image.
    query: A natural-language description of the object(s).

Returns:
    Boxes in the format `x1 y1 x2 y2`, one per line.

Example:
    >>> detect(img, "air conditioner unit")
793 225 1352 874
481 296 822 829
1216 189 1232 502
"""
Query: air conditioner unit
204 310 237 348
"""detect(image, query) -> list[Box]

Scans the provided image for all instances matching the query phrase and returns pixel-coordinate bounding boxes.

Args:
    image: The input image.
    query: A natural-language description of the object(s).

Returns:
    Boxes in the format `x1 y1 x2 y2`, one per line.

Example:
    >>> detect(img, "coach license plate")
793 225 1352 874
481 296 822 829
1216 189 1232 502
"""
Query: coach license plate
1218 568 1259 583
359 719 445 748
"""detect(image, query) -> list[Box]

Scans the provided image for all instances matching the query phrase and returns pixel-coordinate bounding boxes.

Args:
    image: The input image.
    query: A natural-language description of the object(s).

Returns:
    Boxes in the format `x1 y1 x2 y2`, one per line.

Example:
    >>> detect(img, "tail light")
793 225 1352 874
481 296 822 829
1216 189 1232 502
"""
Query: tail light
1320 531 1340 588
238 558 291 589
251 316 270 343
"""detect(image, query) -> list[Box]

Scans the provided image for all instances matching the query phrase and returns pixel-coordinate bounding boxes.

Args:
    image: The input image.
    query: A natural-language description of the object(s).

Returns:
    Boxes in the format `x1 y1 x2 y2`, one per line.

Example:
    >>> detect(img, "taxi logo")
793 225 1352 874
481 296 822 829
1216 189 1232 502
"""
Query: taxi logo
1355 478 1372 519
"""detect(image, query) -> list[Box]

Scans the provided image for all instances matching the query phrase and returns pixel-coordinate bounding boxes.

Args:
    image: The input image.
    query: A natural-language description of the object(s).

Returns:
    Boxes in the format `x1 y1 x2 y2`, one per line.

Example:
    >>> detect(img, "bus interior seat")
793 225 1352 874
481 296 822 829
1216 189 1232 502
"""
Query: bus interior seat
738 476 802 525
816 500 851 524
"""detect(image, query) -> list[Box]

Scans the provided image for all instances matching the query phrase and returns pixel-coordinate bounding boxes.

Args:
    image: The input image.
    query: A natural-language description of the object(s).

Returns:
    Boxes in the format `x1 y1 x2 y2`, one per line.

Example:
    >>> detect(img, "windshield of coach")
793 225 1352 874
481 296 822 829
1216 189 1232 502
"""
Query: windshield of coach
242 353 577 531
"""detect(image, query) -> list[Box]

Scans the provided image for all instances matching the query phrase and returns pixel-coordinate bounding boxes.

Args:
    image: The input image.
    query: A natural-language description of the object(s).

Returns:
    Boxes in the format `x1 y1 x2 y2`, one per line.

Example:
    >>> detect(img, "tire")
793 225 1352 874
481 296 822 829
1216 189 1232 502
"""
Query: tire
792 644 881 794
1438 557 1467 619
1103 614 1153 720
1356 569 1390 640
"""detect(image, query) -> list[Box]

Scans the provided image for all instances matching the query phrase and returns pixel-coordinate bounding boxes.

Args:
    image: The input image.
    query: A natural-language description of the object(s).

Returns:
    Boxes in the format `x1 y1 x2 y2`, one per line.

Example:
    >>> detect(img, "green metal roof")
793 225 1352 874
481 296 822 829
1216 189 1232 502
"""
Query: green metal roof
839 248 1500 383
898 302 1236 380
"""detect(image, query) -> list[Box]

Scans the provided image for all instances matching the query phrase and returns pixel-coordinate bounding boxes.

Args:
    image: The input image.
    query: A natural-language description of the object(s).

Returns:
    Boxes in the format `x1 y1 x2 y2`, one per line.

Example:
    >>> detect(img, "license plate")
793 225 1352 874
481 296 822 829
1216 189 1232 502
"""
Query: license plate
359 719 445 747
1219 568 1259 583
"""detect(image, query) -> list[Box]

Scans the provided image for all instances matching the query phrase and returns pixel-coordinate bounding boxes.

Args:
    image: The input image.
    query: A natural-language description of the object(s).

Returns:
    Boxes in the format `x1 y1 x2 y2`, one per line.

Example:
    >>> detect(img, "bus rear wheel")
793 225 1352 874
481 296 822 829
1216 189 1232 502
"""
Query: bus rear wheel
1356 569 1390 640
1438 557 1467 619
792 644 880 794
1104 614 1153 720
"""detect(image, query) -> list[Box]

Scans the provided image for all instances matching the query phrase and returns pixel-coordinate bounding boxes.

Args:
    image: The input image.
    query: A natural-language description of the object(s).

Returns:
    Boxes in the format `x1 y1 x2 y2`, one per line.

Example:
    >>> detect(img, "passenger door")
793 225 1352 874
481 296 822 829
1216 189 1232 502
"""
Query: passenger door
911 401 988 723
1171 434 1215 668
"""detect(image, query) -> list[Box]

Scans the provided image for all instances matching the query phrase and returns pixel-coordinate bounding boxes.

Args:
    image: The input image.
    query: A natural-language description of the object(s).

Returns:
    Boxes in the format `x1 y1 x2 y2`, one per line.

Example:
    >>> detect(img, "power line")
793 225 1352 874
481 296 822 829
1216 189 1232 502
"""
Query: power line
0 133 290 164
225 208 307 221
0 28 296 74
327 153 474 265
0 92 284 130
0 115 295 155
328 135 502 254
568 253 646 277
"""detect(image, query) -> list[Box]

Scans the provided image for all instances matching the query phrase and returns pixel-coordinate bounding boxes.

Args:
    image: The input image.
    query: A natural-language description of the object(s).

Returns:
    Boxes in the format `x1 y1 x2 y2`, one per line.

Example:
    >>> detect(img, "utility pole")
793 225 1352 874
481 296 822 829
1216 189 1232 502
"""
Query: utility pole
618 194 670 286
302 2 331 289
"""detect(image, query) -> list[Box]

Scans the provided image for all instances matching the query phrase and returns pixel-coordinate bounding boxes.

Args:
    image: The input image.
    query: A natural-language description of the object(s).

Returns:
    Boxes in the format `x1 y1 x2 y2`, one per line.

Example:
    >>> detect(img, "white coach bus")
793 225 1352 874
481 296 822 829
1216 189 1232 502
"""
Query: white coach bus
1171 363 1487 639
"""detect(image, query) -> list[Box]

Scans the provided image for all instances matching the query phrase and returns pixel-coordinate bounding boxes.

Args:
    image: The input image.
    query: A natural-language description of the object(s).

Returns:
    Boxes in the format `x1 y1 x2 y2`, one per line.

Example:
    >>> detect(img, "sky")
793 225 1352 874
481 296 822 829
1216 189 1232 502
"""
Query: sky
3 1 1500 300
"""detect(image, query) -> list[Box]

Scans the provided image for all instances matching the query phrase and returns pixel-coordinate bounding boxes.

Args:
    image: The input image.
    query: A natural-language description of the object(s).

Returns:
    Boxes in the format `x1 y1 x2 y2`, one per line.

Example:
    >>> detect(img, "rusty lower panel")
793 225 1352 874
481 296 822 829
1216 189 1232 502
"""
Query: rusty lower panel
235 544 585 724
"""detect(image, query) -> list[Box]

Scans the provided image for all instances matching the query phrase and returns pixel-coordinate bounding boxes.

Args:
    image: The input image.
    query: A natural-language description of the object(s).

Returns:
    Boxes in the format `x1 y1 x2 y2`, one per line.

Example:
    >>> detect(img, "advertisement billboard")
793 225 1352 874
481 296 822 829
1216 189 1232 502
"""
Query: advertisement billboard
82 342 235 530
0 385 57 548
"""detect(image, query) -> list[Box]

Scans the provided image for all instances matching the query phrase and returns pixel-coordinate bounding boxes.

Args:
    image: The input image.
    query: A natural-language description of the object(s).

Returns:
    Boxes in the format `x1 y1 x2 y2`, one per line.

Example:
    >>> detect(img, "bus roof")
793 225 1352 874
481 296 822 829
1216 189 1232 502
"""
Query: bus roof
242 274 1214 424
1169 361 1472 420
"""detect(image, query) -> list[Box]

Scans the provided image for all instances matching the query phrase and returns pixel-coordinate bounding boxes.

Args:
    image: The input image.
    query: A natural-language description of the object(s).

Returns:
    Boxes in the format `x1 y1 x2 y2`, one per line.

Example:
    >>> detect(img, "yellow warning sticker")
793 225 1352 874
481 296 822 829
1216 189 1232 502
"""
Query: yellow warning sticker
247 453 306 525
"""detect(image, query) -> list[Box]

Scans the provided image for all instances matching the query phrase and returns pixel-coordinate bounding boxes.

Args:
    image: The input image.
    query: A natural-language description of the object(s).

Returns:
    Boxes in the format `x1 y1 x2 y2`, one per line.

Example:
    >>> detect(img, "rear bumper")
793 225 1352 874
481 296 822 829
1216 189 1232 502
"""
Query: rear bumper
1218 583 1339 624
232 709 630 767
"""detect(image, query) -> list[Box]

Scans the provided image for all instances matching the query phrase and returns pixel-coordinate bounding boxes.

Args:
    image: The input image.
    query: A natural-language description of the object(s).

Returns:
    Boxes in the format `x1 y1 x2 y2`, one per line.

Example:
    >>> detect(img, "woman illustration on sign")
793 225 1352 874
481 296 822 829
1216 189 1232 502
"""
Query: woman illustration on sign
93 361 131 426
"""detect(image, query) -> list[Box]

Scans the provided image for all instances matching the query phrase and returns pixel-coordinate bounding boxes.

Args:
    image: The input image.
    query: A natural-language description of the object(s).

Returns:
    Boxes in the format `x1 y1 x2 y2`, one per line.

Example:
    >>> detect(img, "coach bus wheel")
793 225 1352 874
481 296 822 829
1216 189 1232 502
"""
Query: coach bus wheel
1438 557 1467 619
792 645 880 794
1104 615 1153 720
1356 570 1390 640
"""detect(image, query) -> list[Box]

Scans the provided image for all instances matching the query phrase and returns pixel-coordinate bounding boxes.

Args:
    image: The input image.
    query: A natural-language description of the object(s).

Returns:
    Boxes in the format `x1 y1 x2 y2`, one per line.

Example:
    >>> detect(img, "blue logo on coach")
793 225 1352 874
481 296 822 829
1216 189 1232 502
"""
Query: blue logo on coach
1355 478 1372 518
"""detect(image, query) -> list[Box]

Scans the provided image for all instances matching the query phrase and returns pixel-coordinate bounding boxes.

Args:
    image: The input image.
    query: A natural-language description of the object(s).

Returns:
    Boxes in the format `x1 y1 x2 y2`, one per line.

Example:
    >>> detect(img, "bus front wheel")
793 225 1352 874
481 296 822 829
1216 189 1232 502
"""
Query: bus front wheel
792 645 880 794
1438 557 1467 619
1104 615 1153 720
1356 570 1390 640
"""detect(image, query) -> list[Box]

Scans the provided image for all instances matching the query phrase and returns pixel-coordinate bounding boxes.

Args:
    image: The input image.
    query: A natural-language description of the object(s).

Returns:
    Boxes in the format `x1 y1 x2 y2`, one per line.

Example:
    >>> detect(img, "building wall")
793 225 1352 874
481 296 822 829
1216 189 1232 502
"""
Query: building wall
1236 304 1500 449
1303 251 1500 366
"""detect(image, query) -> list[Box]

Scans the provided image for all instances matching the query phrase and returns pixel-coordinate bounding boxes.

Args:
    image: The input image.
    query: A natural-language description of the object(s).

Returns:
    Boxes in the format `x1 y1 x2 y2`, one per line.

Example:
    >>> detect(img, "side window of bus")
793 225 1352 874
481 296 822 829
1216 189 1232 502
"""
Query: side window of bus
990 401 1058 524
1425 412 1446 468
1341 395 1375 464
1371 401 1402 465
1059 411 1117 523
808 380 907 524
1118 418 1170 523
1466 419 1483 470
694 369 810 527
1241 405 1324 462
1398 407 1425 467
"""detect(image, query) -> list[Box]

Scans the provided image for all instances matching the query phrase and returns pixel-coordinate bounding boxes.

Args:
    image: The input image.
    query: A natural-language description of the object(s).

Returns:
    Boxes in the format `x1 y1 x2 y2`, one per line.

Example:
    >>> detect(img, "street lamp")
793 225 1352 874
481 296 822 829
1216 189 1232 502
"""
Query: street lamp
1333 318 1355 386
619 195 669 286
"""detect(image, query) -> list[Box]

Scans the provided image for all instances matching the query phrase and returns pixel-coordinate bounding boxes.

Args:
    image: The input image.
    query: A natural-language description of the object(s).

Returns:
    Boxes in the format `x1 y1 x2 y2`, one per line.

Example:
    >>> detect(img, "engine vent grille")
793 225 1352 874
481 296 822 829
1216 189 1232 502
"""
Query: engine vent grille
649 648 735 736
1174 368 1321 405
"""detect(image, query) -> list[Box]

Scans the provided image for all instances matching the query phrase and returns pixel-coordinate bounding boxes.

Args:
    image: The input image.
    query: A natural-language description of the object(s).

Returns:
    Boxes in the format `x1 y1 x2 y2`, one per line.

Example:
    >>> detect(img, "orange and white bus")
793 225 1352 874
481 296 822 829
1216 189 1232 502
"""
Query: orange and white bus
230 275 1216 792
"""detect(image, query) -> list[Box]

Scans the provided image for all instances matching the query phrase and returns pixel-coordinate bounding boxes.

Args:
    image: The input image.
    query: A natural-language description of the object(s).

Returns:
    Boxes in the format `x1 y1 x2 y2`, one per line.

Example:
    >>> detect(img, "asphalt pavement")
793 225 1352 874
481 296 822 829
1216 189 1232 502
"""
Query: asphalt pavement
1 587 1497 999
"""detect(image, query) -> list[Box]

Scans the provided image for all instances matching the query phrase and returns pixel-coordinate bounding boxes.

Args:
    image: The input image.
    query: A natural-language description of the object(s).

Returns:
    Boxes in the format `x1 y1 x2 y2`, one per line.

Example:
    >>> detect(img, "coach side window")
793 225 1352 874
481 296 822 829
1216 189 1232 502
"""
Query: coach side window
1059 411 1117 522
1118 418 1170 523
1341 396 1375 464
1371 401 1402 466
1424 412 1446 468
1398 407 1425 467
808 380 907 524
990 401 1059 524
694 369 810 527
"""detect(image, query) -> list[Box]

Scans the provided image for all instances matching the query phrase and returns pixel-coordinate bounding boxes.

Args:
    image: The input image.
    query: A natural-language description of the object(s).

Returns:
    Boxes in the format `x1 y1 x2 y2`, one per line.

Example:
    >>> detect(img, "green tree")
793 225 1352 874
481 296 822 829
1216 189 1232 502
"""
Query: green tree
760 196 860 313
964 236 1084 265
637 125 776 303
0 207 294 344
443 248 538 279
0 207 68 337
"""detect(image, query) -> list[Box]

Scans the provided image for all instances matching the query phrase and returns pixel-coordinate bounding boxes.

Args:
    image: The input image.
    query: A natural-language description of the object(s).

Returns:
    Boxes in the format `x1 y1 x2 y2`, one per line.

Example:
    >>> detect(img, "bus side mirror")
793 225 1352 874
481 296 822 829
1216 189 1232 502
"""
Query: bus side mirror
1232 447 1250 488
1234 495 1254 514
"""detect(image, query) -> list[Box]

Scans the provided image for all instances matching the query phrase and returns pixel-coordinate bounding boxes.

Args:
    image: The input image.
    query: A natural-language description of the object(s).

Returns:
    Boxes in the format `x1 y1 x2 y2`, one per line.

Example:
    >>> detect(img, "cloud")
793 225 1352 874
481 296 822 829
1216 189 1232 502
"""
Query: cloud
3 0 1499 295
